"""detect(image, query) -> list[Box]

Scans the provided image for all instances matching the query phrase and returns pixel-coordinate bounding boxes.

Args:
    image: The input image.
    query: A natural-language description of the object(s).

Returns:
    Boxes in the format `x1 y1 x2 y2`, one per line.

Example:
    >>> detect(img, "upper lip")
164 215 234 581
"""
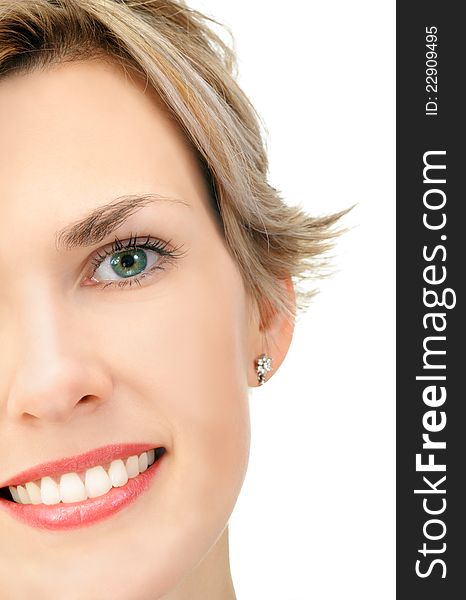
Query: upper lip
0 443 161 488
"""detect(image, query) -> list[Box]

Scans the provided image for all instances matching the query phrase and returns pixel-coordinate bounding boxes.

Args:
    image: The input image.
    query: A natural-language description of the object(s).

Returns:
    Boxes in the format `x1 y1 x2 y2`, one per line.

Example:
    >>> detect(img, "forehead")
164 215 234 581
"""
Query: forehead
0 58 212 230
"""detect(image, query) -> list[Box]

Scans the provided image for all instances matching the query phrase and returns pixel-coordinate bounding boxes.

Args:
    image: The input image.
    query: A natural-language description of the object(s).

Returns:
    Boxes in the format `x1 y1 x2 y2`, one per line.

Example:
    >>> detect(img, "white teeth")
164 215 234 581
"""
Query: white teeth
25 481 42 505
85 466 112 499
147 449 155 466
125 455 139 478
7 448 160 505
41 477 61 505
138 452 148 473
108 459 129 488
17 485 31 505
60 472 87 504
9 486 20 503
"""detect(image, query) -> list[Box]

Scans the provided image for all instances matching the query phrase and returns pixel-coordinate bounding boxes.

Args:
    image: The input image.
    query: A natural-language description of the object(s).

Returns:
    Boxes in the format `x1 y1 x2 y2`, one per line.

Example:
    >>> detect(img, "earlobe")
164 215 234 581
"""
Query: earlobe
249 277 296 387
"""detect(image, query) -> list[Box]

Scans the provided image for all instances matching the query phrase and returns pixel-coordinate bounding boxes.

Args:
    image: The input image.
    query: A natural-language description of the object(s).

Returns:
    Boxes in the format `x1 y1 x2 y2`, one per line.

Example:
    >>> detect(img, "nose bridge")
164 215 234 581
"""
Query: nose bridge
2 283 111 423
9 278 71 360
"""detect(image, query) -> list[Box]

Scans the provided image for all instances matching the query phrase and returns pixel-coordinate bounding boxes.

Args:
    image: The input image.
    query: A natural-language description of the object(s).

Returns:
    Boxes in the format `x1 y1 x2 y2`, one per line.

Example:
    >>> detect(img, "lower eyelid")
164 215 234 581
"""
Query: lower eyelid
86 259 169 290
97 262 168 290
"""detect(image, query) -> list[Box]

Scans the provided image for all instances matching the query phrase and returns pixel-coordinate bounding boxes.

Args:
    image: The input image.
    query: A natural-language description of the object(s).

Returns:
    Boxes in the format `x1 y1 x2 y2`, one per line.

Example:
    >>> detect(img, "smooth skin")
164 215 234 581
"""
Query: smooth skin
0 59 295 599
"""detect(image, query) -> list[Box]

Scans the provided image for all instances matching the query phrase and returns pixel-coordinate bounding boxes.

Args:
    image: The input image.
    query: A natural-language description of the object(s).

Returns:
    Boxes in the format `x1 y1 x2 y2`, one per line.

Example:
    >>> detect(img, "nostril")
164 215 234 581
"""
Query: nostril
79 395 101 406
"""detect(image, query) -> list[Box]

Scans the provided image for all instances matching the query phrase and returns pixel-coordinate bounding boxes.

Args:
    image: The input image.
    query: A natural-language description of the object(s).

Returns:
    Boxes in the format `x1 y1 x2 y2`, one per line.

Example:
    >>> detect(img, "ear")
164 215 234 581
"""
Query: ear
247 277 296 387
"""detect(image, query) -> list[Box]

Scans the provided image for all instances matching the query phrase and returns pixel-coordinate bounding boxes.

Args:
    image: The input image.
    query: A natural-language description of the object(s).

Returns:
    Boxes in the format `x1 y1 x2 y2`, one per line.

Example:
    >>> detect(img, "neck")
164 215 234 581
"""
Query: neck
161 526 237 600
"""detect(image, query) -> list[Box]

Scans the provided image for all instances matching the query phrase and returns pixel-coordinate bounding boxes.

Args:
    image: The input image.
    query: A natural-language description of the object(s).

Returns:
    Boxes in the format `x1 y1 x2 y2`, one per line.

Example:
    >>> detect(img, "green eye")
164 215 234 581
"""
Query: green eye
93 245 159 286
110 249 148 278
86 234 187 291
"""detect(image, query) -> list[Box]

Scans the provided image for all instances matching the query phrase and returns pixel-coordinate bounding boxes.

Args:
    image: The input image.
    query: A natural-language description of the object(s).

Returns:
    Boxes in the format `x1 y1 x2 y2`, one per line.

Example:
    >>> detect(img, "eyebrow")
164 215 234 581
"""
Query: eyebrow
55 193 190 251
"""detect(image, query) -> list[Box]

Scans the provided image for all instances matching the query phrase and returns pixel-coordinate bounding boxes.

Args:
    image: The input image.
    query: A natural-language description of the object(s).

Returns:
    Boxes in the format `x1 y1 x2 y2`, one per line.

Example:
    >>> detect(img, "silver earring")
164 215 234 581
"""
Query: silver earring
255 353 273 386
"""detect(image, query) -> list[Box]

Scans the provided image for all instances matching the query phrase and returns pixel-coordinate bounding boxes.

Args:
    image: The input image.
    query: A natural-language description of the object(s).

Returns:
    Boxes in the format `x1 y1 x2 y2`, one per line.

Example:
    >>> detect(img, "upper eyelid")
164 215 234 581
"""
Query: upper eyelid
83 233 187 283
89 234 158 266
90 233 174 261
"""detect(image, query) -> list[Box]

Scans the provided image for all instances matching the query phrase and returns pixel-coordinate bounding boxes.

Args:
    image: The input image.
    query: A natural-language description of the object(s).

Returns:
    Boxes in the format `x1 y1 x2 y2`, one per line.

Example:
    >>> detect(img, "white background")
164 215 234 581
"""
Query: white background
187 1 395 598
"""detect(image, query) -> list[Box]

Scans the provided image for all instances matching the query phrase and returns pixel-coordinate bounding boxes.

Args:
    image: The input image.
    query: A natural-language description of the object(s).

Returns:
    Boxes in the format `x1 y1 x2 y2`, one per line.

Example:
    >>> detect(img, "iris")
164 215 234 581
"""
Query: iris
110 249 148 278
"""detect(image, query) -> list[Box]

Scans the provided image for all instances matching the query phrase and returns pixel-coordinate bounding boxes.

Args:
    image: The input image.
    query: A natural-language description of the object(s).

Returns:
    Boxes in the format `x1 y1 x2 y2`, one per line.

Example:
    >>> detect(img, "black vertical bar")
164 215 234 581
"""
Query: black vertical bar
397 3 465 597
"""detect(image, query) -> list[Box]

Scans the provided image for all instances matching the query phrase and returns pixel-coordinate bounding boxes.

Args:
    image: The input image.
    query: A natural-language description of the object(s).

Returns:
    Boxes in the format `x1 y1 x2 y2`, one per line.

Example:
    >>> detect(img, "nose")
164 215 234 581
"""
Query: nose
4 293 112 424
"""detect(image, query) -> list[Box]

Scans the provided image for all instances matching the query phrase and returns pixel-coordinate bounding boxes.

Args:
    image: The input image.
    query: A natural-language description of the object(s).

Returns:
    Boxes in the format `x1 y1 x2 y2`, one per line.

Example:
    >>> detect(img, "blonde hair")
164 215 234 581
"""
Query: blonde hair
0 0 348 328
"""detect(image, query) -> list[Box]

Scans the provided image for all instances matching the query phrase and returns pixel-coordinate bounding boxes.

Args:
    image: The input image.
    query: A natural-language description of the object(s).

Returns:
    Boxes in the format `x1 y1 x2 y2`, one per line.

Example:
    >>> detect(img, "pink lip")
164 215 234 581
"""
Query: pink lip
0 443 161 488
0 449 165 530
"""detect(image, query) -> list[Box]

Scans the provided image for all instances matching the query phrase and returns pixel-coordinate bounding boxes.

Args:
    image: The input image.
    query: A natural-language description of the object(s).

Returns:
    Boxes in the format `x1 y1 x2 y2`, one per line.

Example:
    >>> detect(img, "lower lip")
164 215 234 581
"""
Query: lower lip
0 454 165 531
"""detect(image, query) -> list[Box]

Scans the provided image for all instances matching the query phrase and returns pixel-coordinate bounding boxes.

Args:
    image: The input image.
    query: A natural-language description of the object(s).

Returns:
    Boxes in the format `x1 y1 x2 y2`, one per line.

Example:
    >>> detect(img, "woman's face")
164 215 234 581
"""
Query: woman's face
0 59 260 598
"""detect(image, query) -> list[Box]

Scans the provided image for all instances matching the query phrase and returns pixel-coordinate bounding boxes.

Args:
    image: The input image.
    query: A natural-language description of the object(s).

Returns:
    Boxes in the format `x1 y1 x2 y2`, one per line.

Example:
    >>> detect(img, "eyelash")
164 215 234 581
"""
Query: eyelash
86 233 186 290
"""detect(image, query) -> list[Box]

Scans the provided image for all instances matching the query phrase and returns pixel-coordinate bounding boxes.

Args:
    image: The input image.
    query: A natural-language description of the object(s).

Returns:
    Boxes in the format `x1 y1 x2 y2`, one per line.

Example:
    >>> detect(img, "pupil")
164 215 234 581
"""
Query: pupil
121 255 135 268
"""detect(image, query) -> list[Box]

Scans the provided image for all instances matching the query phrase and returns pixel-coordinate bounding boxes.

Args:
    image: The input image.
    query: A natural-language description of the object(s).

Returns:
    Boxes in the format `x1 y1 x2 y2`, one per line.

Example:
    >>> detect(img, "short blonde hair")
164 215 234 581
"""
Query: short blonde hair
0 0 348 327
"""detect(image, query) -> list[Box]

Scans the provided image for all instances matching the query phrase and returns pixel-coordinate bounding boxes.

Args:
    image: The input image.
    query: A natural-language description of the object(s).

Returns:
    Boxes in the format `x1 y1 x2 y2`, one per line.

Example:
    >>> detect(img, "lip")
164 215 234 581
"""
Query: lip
0 443 161 488
0 447 166 530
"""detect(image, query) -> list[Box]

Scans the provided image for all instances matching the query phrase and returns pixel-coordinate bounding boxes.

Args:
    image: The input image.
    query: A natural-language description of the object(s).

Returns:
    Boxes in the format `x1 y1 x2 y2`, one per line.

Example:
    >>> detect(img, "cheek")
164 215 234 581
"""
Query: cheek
162 260 252 490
